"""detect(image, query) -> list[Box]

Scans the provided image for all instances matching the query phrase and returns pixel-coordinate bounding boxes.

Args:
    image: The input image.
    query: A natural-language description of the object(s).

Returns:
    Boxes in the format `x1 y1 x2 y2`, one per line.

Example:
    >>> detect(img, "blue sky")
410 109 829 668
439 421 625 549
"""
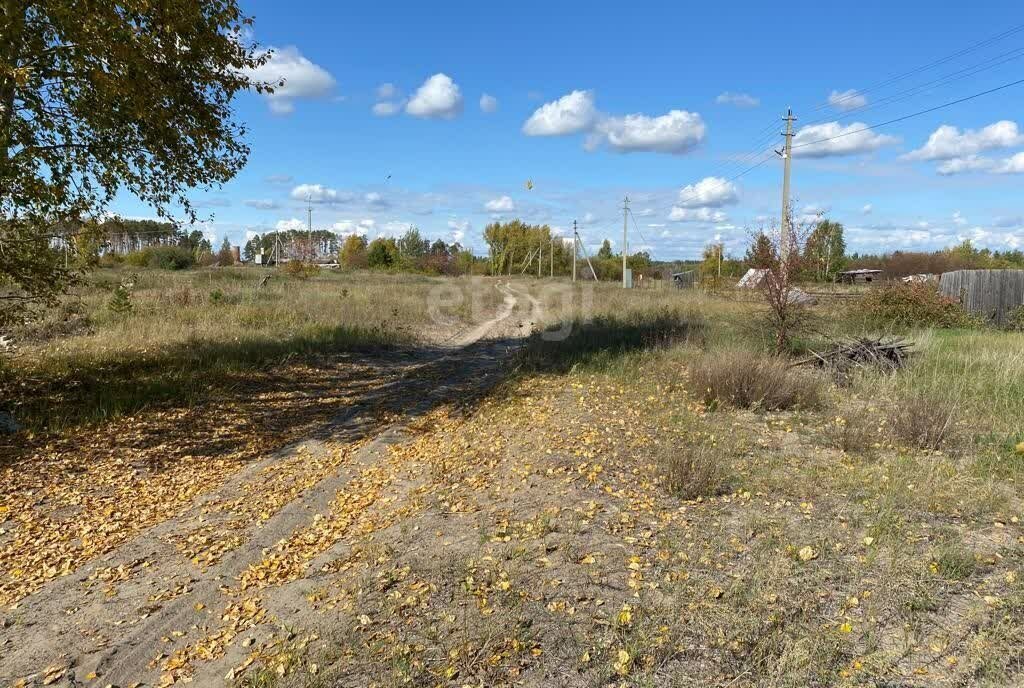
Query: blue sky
114 1 1024 259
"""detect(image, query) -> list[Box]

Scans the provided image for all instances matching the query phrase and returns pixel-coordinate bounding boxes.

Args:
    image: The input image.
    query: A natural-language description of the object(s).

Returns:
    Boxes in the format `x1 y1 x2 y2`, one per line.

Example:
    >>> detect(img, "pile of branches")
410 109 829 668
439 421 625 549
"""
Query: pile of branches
794 336 913 374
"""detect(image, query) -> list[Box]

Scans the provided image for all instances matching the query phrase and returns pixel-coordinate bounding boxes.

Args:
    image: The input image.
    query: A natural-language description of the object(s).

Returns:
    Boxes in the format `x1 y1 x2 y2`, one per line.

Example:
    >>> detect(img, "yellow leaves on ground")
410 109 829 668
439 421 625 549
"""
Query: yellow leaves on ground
798 546 818 562
0 448 237 606
613 649 632 676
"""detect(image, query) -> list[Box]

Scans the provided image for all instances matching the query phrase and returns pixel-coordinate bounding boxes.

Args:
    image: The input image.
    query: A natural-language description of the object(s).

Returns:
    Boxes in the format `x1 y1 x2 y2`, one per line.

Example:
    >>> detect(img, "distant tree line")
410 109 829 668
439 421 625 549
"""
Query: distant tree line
847 239 1024 278
243 229 338 263
338 227 485 275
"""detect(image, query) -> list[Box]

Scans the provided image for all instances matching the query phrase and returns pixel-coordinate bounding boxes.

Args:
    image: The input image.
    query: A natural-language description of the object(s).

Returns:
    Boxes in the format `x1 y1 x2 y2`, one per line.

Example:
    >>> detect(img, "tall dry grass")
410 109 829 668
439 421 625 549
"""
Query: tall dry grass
688 349 825 411
2 267 509 430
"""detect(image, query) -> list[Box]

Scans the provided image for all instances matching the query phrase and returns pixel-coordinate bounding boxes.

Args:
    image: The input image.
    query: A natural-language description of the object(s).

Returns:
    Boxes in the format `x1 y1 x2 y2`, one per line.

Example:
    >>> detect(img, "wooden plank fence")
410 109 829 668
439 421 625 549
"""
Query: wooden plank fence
938 269 1024 325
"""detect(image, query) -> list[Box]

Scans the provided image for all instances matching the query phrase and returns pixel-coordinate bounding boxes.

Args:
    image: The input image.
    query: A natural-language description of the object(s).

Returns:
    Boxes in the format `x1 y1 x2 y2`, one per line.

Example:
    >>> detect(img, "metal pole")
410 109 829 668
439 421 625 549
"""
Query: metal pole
550 236 554 278
572 220 577 282
306 195 313 262
780 108 796 264
622 196 629 288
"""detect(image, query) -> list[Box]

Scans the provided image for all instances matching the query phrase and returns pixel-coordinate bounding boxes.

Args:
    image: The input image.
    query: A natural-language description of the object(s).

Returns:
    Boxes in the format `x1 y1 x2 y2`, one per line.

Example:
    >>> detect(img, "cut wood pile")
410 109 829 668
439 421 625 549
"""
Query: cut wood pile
794 336 913 373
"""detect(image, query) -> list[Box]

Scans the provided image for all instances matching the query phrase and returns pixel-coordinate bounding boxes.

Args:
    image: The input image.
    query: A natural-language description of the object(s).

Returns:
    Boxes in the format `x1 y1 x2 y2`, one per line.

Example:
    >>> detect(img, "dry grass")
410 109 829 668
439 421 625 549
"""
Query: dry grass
1 267 508 430
688 349 825 411
251 346 1023 688
888 393 959 451
821 405 879 454
659 440 730 499
4 274 1024 687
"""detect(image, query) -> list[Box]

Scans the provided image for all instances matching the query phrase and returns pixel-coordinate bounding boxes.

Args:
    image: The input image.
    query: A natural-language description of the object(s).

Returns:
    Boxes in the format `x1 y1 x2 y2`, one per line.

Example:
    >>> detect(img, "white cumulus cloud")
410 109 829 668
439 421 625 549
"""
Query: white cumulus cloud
936 151 1024 175
716 92 760 108
333 219 375 236
791 121 898 157
244 199 279 210
372 101 402 117
244 46 337 115
589 110 705 154
405 73 463 119
675 177 739 208
275 218 306 232
479 94 498 113
828 89 867 112
484 195 515 213
290 183 351 204
995 151 1024 174
376 83 398 100
905 121 1024 161
448 218 471 242
668 207 727 223
522 90 597 136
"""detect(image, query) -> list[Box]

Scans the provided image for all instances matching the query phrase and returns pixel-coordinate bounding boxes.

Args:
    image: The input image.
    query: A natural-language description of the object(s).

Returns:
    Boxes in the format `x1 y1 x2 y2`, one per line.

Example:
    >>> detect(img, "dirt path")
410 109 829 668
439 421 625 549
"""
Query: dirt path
0 284 539 688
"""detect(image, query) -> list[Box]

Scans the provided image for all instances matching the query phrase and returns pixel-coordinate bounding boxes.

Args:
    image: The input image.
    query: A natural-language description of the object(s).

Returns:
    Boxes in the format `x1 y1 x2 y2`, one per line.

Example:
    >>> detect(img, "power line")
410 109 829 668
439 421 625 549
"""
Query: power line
626 208 650 247
812 21 1024 113
791 76 1024 152
671 23 1024 219
801 44 1024 128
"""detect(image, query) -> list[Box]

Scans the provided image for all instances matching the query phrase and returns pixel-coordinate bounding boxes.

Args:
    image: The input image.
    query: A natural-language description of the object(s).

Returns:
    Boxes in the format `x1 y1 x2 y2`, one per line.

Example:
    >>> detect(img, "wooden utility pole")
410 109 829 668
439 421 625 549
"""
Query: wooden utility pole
550 236 554 278
538 242 542 277
779 109 796 264
622 196 630 288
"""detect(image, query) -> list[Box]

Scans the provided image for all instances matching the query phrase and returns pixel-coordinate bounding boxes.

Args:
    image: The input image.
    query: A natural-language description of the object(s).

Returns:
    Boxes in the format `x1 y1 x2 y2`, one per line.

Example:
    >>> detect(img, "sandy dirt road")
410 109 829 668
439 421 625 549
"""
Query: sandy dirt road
0 282 541 687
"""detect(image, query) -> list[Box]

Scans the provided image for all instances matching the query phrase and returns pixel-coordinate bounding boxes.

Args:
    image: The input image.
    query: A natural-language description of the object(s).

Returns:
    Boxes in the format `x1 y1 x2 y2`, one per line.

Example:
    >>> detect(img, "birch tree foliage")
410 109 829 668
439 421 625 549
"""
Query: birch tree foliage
0 0 273 326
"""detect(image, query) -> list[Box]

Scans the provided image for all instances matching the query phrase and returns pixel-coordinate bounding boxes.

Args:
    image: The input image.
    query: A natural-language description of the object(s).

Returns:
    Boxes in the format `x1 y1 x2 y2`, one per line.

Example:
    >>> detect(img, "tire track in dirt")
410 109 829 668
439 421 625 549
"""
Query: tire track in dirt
0 284 539 687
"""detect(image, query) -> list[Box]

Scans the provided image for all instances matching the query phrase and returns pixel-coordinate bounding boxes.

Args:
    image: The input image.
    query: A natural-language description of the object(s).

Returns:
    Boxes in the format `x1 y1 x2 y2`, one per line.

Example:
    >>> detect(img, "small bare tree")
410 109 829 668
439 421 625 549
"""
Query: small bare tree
748 208 819 351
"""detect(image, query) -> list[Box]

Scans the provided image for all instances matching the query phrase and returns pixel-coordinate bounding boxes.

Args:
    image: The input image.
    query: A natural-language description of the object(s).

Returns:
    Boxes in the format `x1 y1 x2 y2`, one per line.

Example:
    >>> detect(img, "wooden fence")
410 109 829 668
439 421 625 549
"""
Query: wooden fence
938 269 1024 325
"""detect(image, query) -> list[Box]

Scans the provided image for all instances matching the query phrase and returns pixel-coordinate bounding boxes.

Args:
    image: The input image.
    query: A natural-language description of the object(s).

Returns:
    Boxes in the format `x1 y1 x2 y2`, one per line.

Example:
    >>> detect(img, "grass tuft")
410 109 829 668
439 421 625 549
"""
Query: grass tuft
688 350 825 411
888 393 959 451
659 440 730 500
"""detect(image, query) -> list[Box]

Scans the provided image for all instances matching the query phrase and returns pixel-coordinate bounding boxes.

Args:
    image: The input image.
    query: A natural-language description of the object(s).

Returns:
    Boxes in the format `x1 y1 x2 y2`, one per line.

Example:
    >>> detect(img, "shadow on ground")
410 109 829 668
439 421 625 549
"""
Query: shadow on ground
513 312 705 374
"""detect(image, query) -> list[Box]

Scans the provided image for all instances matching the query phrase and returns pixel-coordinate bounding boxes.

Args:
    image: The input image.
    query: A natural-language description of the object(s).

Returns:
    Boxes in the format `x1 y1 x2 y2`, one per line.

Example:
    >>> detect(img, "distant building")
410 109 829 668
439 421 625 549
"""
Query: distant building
736 268 768 288
837 268 883 284
671 271 696 288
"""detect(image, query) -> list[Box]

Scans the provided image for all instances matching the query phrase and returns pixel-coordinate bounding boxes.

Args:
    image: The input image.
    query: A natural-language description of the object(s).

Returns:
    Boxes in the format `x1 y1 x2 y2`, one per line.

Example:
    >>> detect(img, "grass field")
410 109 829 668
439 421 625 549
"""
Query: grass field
1 267 508 430
2 267 1023 687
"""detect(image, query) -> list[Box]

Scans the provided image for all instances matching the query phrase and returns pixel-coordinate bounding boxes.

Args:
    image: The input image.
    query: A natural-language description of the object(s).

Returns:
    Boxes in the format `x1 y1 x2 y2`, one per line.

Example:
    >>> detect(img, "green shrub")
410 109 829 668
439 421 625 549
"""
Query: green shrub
123 245 195 270
1006 305 1024 332
689 350 824 411
855 282 977 329
107 274 137 316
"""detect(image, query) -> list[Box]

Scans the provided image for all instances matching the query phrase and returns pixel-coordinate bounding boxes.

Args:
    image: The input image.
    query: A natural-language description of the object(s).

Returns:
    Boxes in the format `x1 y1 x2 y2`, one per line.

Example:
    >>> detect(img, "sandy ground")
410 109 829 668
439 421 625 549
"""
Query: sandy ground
0 282 541 687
